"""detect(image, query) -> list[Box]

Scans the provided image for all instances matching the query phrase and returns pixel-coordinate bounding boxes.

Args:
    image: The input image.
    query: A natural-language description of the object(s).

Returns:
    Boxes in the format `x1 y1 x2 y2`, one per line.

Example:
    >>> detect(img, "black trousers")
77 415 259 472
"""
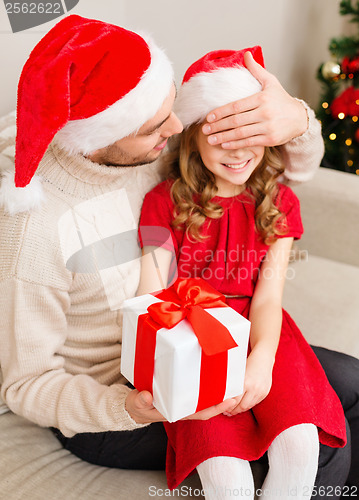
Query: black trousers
312 347 359 490
52 346 359 497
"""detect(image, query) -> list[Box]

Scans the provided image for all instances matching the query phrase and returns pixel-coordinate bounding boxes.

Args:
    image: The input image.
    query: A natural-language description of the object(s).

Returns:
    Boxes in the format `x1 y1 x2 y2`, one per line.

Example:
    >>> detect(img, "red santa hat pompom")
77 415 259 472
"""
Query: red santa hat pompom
1 15 173 213
175 46 264 129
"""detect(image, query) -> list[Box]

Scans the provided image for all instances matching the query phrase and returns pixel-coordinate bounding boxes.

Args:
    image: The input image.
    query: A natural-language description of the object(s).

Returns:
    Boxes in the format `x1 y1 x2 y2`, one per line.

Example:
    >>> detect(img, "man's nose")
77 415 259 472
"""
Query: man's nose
163 112 183 137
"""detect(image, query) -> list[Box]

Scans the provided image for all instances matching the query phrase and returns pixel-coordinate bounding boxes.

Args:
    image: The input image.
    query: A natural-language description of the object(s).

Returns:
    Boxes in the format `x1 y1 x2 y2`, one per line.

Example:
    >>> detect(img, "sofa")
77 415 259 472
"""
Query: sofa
0 109 358 498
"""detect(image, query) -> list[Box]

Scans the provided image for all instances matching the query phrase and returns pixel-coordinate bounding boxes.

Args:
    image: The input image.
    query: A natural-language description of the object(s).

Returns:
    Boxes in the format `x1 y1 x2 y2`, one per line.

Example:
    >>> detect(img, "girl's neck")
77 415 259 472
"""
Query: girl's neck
215 183 246 198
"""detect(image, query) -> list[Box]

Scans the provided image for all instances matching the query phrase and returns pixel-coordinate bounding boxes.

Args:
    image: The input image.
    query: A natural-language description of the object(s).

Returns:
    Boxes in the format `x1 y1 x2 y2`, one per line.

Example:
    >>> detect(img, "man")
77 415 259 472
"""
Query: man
0 14 357 496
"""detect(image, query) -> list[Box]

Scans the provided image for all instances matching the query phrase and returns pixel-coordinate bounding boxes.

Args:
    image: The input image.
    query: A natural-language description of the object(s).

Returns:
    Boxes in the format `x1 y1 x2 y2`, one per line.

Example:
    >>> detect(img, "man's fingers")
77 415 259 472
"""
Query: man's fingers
125 390 167 423
243 51 268 86
203 109 260 137
205 93 262 125
146 409 167 422
136 390 154 409
244 51 279 89
206 123 266 147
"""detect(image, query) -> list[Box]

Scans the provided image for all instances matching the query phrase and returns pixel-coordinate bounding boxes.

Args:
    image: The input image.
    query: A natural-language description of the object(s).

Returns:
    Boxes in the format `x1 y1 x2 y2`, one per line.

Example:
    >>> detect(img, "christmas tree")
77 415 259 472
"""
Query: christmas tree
317 0 359 175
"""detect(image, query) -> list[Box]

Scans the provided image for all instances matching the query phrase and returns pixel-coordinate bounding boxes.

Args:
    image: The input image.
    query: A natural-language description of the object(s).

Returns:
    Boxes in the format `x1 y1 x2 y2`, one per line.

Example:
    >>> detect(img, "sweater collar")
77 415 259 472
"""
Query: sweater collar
0 141 154 215
39 141 137 186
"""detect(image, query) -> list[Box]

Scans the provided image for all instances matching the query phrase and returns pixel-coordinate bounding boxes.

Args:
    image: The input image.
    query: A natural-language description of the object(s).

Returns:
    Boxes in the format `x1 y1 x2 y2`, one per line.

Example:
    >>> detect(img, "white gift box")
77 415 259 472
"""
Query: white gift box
121 293 250 422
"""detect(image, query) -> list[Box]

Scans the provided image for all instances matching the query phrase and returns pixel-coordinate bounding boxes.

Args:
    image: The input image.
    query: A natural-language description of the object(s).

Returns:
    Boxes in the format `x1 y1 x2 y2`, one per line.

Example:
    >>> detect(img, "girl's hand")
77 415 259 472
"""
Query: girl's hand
126 389 238 424
202 51 308 150
225 350 274 415
184 397 238 421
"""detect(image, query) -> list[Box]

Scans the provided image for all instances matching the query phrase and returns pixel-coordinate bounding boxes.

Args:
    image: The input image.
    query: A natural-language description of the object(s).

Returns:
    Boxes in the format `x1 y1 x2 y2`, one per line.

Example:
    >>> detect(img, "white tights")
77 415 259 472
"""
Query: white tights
196 424 319 500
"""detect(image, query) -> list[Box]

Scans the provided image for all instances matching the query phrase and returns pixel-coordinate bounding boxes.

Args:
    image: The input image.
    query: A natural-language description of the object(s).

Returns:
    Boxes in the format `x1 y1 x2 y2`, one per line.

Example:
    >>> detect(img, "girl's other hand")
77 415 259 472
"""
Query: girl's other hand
226 350 274 415
126 390 238 424
184 398 238 421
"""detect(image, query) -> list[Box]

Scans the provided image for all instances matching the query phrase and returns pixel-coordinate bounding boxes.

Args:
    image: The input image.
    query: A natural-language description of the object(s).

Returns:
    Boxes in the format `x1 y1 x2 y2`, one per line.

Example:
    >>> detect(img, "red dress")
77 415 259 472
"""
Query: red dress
139 180 347 489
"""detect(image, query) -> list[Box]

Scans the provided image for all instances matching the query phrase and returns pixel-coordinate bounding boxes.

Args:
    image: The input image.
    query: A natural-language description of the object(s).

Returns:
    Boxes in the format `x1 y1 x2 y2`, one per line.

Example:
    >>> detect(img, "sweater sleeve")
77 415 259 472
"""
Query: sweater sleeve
279 100 324 184
0 277 147 437
0 202 148 436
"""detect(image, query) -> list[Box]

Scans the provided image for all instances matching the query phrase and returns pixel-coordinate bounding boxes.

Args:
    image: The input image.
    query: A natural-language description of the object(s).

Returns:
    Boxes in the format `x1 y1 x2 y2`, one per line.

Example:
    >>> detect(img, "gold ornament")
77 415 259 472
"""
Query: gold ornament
321 61 341 80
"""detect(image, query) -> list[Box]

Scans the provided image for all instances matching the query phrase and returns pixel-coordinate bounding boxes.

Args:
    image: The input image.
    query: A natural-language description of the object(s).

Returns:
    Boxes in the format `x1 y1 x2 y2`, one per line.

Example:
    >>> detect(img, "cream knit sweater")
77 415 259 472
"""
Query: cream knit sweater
0 106 323 437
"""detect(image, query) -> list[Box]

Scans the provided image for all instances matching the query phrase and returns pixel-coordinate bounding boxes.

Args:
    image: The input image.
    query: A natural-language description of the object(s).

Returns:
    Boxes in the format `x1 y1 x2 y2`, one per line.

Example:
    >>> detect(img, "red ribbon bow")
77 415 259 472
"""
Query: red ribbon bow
147 278 237 356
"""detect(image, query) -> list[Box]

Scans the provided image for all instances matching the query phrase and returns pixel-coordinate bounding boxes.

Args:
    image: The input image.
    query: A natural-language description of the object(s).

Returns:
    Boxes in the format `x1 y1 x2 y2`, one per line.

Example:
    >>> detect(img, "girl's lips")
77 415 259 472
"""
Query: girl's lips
154 139 168 151
222 159 252 171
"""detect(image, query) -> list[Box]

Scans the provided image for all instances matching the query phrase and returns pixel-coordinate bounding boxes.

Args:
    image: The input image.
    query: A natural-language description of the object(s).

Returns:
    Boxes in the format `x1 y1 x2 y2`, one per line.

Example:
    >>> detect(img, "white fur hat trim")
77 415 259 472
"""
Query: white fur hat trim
0 169 44 215
175 66 262 129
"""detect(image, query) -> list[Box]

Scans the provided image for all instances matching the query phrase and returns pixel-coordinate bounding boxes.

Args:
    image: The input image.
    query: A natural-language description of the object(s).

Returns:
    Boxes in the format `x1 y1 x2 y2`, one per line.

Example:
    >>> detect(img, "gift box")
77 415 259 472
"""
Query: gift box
121 278 250 422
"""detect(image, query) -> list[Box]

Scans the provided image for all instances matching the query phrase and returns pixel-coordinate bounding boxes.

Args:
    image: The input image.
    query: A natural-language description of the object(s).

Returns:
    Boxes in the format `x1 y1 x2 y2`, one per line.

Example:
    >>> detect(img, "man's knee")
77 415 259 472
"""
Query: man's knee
311 346 359 410
315 419 351 490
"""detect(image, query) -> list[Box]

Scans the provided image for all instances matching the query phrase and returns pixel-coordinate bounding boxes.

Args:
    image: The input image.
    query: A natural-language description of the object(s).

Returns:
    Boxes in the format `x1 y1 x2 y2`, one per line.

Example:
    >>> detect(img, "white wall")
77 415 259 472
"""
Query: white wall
0 0 350 116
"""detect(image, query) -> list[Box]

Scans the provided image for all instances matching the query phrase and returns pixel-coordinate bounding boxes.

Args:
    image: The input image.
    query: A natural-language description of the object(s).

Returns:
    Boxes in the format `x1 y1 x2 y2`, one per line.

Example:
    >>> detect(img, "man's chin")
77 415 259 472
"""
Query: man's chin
111 153 161 168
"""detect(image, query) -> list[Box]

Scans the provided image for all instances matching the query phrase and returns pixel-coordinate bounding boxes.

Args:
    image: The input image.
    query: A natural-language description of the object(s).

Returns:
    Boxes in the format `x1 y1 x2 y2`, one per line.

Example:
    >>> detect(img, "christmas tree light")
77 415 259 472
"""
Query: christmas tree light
317 0 359 174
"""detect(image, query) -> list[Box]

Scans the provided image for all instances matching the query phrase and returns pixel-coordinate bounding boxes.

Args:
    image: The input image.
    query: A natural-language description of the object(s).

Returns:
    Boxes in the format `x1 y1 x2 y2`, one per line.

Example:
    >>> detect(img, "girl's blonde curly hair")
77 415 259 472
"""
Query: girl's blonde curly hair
162 123 288 245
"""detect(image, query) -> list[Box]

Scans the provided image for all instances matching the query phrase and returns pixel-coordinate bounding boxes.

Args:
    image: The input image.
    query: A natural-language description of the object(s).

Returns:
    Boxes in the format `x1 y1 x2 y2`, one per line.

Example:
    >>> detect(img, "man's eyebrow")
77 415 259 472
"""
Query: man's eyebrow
141 114 171 135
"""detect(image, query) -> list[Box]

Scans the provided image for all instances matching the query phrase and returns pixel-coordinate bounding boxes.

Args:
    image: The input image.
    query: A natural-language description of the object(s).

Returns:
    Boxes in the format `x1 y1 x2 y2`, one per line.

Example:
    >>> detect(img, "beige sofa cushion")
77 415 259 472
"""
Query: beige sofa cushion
0 412 267 499
292 168 359 268
284 255 359 358
0 412 205 500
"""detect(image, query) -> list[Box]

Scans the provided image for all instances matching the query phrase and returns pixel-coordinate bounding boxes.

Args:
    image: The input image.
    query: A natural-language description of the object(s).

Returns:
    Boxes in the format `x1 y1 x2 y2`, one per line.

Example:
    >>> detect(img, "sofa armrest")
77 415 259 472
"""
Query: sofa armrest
291 167 359 268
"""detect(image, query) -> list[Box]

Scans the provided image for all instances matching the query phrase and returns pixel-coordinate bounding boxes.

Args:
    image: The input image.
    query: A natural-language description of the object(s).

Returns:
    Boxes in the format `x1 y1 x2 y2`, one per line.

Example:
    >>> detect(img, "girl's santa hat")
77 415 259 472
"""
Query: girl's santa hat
175 46 264 129
0 15 173 213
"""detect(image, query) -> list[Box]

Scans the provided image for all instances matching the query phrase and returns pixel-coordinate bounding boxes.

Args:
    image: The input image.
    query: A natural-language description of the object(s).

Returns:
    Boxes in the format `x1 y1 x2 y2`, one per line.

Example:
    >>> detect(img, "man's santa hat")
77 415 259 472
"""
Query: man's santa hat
175 46 264 129
0 15 173 214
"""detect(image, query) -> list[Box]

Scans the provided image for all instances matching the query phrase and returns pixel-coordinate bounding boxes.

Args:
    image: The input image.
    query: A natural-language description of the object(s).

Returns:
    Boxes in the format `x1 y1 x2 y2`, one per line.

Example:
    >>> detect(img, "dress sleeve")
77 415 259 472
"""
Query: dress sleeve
139 184 179 254
276 185 304 240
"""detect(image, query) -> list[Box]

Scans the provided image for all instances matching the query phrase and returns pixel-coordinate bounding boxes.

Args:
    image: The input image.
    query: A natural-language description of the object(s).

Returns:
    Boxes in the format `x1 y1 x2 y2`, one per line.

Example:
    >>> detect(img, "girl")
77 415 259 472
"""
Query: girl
137 47 346 499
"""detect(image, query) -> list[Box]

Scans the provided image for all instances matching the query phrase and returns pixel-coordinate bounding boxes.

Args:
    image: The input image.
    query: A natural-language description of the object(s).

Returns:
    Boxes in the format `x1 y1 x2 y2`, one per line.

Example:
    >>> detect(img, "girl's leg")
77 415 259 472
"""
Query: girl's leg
262 423 319 500
197 456 254 500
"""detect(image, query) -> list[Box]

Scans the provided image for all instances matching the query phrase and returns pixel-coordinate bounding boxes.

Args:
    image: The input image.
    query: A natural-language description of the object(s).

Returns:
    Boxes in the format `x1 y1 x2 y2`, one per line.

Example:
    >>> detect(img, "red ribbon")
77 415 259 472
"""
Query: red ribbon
134 278 238 414
148 278 237 356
